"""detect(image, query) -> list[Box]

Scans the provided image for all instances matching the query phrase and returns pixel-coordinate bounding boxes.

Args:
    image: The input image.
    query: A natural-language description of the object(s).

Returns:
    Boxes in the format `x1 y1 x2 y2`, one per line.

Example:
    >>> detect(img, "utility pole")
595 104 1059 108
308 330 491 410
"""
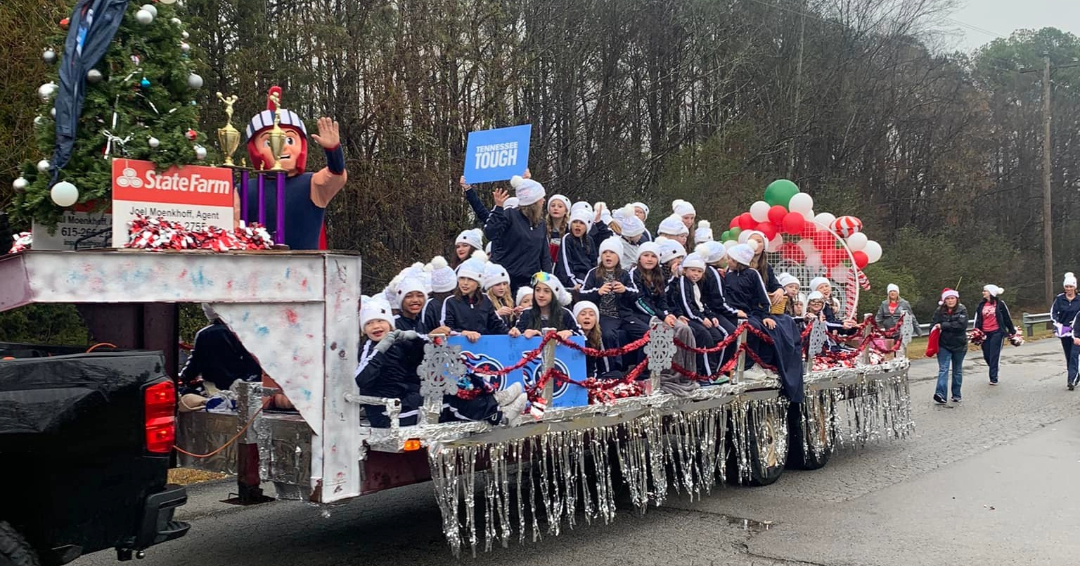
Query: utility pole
1021 54 1080 305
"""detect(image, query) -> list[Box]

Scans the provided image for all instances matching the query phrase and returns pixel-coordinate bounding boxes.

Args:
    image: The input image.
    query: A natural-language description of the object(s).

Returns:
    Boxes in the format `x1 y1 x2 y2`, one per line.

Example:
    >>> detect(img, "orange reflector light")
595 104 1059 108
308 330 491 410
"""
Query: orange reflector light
403 439 422 452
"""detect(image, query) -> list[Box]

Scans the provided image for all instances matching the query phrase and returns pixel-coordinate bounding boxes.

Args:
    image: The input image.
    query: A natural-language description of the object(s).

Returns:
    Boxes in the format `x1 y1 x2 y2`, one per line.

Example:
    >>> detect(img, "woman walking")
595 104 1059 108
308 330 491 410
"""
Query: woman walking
1051 272 1080 390
972 284 1016 386
875 284 920 337
931 289 968 404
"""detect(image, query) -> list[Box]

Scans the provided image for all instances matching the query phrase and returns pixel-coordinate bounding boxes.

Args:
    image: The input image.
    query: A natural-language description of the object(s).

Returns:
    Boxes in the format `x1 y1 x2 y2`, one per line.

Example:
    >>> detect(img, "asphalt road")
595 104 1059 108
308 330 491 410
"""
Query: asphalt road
77 338 1080 566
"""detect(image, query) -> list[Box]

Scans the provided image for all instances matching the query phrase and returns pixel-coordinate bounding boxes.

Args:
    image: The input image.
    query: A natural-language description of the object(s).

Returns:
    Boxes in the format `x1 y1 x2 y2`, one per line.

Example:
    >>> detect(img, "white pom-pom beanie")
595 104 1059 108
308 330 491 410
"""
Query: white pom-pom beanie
672 199 696 217
510 175 546 206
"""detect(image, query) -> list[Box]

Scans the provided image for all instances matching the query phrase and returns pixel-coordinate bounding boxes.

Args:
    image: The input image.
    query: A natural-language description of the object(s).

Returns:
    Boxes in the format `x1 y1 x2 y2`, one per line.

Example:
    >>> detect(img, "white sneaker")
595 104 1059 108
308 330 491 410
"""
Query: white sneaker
494 382 524 406
502 394 529 426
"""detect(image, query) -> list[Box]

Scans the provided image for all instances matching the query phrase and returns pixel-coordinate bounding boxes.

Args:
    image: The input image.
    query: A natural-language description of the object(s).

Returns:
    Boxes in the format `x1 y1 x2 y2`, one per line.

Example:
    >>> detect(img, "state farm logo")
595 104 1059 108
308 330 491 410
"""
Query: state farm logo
115 167 143 188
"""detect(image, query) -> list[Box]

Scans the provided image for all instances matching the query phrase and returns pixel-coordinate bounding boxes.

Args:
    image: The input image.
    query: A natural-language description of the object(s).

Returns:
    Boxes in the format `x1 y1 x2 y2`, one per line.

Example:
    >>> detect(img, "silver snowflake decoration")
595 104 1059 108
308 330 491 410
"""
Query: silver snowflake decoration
646 319 677 372
900 315 915 349
419 341 463 400
807 318 828 358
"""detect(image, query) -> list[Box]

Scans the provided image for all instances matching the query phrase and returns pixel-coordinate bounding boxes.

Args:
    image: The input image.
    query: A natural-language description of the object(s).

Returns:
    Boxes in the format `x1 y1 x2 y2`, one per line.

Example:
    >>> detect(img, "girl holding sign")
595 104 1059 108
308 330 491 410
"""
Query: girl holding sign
484 175 553 294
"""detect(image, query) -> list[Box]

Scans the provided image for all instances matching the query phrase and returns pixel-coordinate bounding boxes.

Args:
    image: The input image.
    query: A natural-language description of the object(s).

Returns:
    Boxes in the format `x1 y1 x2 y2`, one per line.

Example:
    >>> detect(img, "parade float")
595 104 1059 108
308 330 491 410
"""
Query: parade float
2 0 914 557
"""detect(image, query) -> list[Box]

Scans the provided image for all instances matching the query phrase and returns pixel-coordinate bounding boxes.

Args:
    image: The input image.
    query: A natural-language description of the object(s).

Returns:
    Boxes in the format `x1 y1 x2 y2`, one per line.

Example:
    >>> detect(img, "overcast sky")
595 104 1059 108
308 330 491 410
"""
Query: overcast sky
949 0 1079 52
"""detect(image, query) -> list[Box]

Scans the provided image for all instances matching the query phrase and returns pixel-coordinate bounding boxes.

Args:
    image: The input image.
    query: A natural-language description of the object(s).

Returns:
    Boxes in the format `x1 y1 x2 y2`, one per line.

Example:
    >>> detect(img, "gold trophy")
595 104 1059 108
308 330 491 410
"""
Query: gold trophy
266 91 286 171
215 92 241 166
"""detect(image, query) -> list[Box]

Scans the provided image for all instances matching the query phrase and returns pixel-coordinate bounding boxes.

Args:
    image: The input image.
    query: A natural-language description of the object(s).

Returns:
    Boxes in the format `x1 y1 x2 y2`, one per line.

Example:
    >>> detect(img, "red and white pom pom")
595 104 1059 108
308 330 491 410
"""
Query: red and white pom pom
124 214 274 252
8 232 32 254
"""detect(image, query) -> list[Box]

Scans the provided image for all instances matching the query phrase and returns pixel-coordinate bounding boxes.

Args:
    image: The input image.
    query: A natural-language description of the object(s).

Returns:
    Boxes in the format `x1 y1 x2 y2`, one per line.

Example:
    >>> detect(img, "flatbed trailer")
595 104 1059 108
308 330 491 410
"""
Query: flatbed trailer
0 249 913 556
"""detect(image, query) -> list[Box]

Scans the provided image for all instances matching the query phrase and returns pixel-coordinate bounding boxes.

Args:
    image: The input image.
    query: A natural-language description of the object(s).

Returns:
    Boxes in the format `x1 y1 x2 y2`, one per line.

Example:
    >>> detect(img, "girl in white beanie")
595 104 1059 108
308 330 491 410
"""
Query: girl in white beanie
973 284 1016 386
657 214 690 247
874 283 920 340
547 194 572 262
483 263 516 328
421 256 456 336
670 253 727 376
630 202 653 242
743 230 784 306
573 301 623 377
581 236 646 362
509 272 582 340
452 228 484 270
439 251 510 342
931 289 967 404
484 175 553 295
555 206 609 291
1052 272 1080 389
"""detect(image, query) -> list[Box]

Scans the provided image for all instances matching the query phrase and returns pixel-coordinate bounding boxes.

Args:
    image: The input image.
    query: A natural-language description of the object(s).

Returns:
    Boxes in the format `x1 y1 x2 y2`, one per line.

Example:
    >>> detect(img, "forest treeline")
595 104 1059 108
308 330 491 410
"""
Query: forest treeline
3 0 1080 325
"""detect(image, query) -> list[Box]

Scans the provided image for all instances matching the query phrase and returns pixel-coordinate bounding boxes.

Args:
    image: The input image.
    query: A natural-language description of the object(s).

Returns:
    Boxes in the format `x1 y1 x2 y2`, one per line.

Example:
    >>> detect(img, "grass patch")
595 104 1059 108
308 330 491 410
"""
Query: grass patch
168 468 228 485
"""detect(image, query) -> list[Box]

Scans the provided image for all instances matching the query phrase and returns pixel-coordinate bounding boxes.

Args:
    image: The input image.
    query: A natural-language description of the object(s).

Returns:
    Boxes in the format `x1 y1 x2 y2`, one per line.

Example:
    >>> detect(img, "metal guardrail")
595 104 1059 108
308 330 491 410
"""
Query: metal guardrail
915 311 1053 337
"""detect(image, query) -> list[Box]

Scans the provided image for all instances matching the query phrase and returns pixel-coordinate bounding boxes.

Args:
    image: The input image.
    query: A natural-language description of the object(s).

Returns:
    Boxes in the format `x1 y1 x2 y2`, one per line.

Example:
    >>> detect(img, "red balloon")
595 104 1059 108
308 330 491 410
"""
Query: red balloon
781 212 805 234
780 242 805 263
812 230 834 251
852 250 869 269
755 222 778 240
822 248 843 268
729 217 740 229
738 213 756 231
767 205 787 226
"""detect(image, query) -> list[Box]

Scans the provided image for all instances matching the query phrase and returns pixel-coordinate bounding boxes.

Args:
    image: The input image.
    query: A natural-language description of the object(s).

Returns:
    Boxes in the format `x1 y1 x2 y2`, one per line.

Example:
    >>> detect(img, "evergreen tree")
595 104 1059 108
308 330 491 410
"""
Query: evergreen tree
11 0 208 228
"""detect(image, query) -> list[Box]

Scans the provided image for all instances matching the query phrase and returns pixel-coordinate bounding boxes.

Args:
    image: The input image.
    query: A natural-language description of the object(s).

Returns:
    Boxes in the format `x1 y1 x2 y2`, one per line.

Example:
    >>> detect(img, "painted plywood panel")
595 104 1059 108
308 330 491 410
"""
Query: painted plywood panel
320 255 363 502
22 251 324 304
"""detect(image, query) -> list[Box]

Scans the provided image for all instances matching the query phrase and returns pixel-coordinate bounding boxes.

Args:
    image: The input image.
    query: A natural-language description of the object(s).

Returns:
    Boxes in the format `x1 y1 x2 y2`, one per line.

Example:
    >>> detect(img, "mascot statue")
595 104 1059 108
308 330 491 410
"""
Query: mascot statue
240 86 347 249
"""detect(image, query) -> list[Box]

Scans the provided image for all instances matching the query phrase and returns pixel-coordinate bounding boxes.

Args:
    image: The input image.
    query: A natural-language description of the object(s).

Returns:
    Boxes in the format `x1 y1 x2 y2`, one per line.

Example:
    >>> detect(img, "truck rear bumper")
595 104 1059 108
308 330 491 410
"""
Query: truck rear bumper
134 484 190 551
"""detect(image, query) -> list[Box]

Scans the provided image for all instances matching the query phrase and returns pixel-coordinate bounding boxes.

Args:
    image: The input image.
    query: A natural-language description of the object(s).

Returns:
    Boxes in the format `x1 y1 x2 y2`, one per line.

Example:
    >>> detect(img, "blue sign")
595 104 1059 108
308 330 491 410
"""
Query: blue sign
463 124 532 184
447 335 588 409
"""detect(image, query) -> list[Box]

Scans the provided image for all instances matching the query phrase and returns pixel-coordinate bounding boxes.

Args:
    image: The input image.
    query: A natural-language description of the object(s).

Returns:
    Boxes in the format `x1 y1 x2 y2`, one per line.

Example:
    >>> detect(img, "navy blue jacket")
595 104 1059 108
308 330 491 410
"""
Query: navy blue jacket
484 206 552 280
723 268 772 319
630 266 672 319
440 294 510 334
822 302 856 335
555 233 596 288
670 275 717 322
513 307 583 334
179 321 262 391
354 336 425 399
1052 293 1080 329
244 146 345 250
395 314 424 332
702 266 741 320
580 267 640 318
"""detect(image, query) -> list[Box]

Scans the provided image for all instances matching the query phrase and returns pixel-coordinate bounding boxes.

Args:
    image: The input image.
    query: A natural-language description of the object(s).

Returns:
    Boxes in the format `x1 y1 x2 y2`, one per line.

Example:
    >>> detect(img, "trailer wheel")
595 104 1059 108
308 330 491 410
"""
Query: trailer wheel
787 401 832 470
0 521 41 566
743 404 788 487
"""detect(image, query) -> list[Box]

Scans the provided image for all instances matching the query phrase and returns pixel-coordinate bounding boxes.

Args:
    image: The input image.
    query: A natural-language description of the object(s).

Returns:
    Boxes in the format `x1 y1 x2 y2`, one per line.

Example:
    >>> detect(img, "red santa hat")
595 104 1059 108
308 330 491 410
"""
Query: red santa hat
939 288 959 305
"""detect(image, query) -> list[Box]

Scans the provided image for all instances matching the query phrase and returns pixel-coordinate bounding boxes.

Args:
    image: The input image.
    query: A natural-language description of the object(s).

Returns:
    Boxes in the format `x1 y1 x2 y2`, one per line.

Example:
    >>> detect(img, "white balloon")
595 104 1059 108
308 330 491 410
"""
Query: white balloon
806 252 823 268
789 192 814 214
801 208 814 221
767 233 784 253
864 240 883 263
50 181 79 207
723 240 738 250
813 212 836 230
797 238 817 254
750 200 770 223
846 232 868 252
136 9 154 24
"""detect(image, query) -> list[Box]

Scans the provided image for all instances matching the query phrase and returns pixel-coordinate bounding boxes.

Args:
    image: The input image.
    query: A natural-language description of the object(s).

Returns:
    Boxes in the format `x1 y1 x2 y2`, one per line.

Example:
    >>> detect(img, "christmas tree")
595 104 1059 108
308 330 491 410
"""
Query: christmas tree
10 0 208 228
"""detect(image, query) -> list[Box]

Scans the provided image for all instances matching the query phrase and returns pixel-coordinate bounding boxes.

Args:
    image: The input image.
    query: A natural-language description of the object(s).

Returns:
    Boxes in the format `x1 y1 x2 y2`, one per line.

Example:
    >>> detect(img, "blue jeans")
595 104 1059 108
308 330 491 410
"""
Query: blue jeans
936 348 966 400
981 330 1004 383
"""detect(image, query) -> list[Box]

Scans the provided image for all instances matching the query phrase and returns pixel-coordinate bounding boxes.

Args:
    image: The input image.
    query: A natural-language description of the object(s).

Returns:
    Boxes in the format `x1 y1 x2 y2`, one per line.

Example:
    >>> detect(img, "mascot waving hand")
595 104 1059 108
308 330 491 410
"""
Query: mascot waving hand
240 86 347 250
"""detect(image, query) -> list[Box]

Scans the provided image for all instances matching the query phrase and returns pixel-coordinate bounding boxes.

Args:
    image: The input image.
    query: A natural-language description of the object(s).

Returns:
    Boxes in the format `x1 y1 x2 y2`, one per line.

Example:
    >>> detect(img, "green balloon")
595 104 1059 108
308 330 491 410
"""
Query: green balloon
764 179 800 208
729 227 742 239
720 230 731 241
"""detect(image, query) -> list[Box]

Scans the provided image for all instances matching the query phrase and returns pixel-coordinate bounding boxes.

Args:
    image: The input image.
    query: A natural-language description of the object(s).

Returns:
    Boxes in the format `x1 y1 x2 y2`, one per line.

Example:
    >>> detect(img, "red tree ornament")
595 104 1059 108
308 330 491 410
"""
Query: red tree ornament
60 17 70 30
185 128 197 141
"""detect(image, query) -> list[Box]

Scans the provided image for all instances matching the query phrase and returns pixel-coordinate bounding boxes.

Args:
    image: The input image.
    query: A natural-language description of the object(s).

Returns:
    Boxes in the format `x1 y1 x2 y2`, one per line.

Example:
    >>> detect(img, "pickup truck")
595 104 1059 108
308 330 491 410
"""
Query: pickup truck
0 343 189 565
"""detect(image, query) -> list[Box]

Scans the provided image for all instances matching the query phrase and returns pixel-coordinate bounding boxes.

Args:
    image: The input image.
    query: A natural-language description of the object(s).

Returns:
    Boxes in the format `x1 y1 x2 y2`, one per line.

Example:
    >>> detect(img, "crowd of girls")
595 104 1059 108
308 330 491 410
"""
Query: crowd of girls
356 172 869 427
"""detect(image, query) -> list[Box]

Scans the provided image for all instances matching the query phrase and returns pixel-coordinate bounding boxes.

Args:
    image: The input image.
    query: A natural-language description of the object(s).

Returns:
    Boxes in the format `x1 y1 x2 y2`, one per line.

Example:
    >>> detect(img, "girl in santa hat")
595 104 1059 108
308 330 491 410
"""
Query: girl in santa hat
973 284 1016 386
931 289 968 404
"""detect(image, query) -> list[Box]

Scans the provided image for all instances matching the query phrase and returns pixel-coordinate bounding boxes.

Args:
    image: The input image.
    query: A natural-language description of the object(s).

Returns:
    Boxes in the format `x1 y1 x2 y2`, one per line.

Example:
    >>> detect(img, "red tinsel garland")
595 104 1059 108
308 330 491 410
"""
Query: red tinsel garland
125 215 274 251
552 330 651 357
462 333 553 377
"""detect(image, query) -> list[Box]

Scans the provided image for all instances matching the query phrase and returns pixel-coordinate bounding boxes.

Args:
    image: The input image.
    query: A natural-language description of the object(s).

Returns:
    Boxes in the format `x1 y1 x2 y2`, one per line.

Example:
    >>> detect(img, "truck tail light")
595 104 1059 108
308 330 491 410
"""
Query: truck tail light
145 381 177 454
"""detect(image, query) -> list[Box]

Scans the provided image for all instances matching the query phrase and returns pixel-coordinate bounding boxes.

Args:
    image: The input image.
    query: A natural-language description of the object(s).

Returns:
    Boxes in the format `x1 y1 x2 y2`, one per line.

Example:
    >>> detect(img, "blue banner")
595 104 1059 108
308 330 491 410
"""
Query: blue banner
448 335 588 409
463 124 532 184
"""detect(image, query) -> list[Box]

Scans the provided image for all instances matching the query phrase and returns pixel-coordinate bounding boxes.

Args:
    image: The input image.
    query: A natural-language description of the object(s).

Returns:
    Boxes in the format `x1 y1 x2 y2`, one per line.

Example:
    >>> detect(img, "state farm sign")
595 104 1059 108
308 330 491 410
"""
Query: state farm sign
111 159 235 247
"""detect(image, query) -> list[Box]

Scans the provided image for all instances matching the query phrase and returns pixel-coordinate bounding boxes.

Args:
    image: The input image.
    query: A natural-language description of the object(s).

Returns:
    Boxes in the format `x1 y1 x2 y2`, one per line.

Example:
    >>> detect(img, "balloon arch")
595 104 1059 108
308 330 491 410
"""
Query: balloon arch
716 180 883 319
